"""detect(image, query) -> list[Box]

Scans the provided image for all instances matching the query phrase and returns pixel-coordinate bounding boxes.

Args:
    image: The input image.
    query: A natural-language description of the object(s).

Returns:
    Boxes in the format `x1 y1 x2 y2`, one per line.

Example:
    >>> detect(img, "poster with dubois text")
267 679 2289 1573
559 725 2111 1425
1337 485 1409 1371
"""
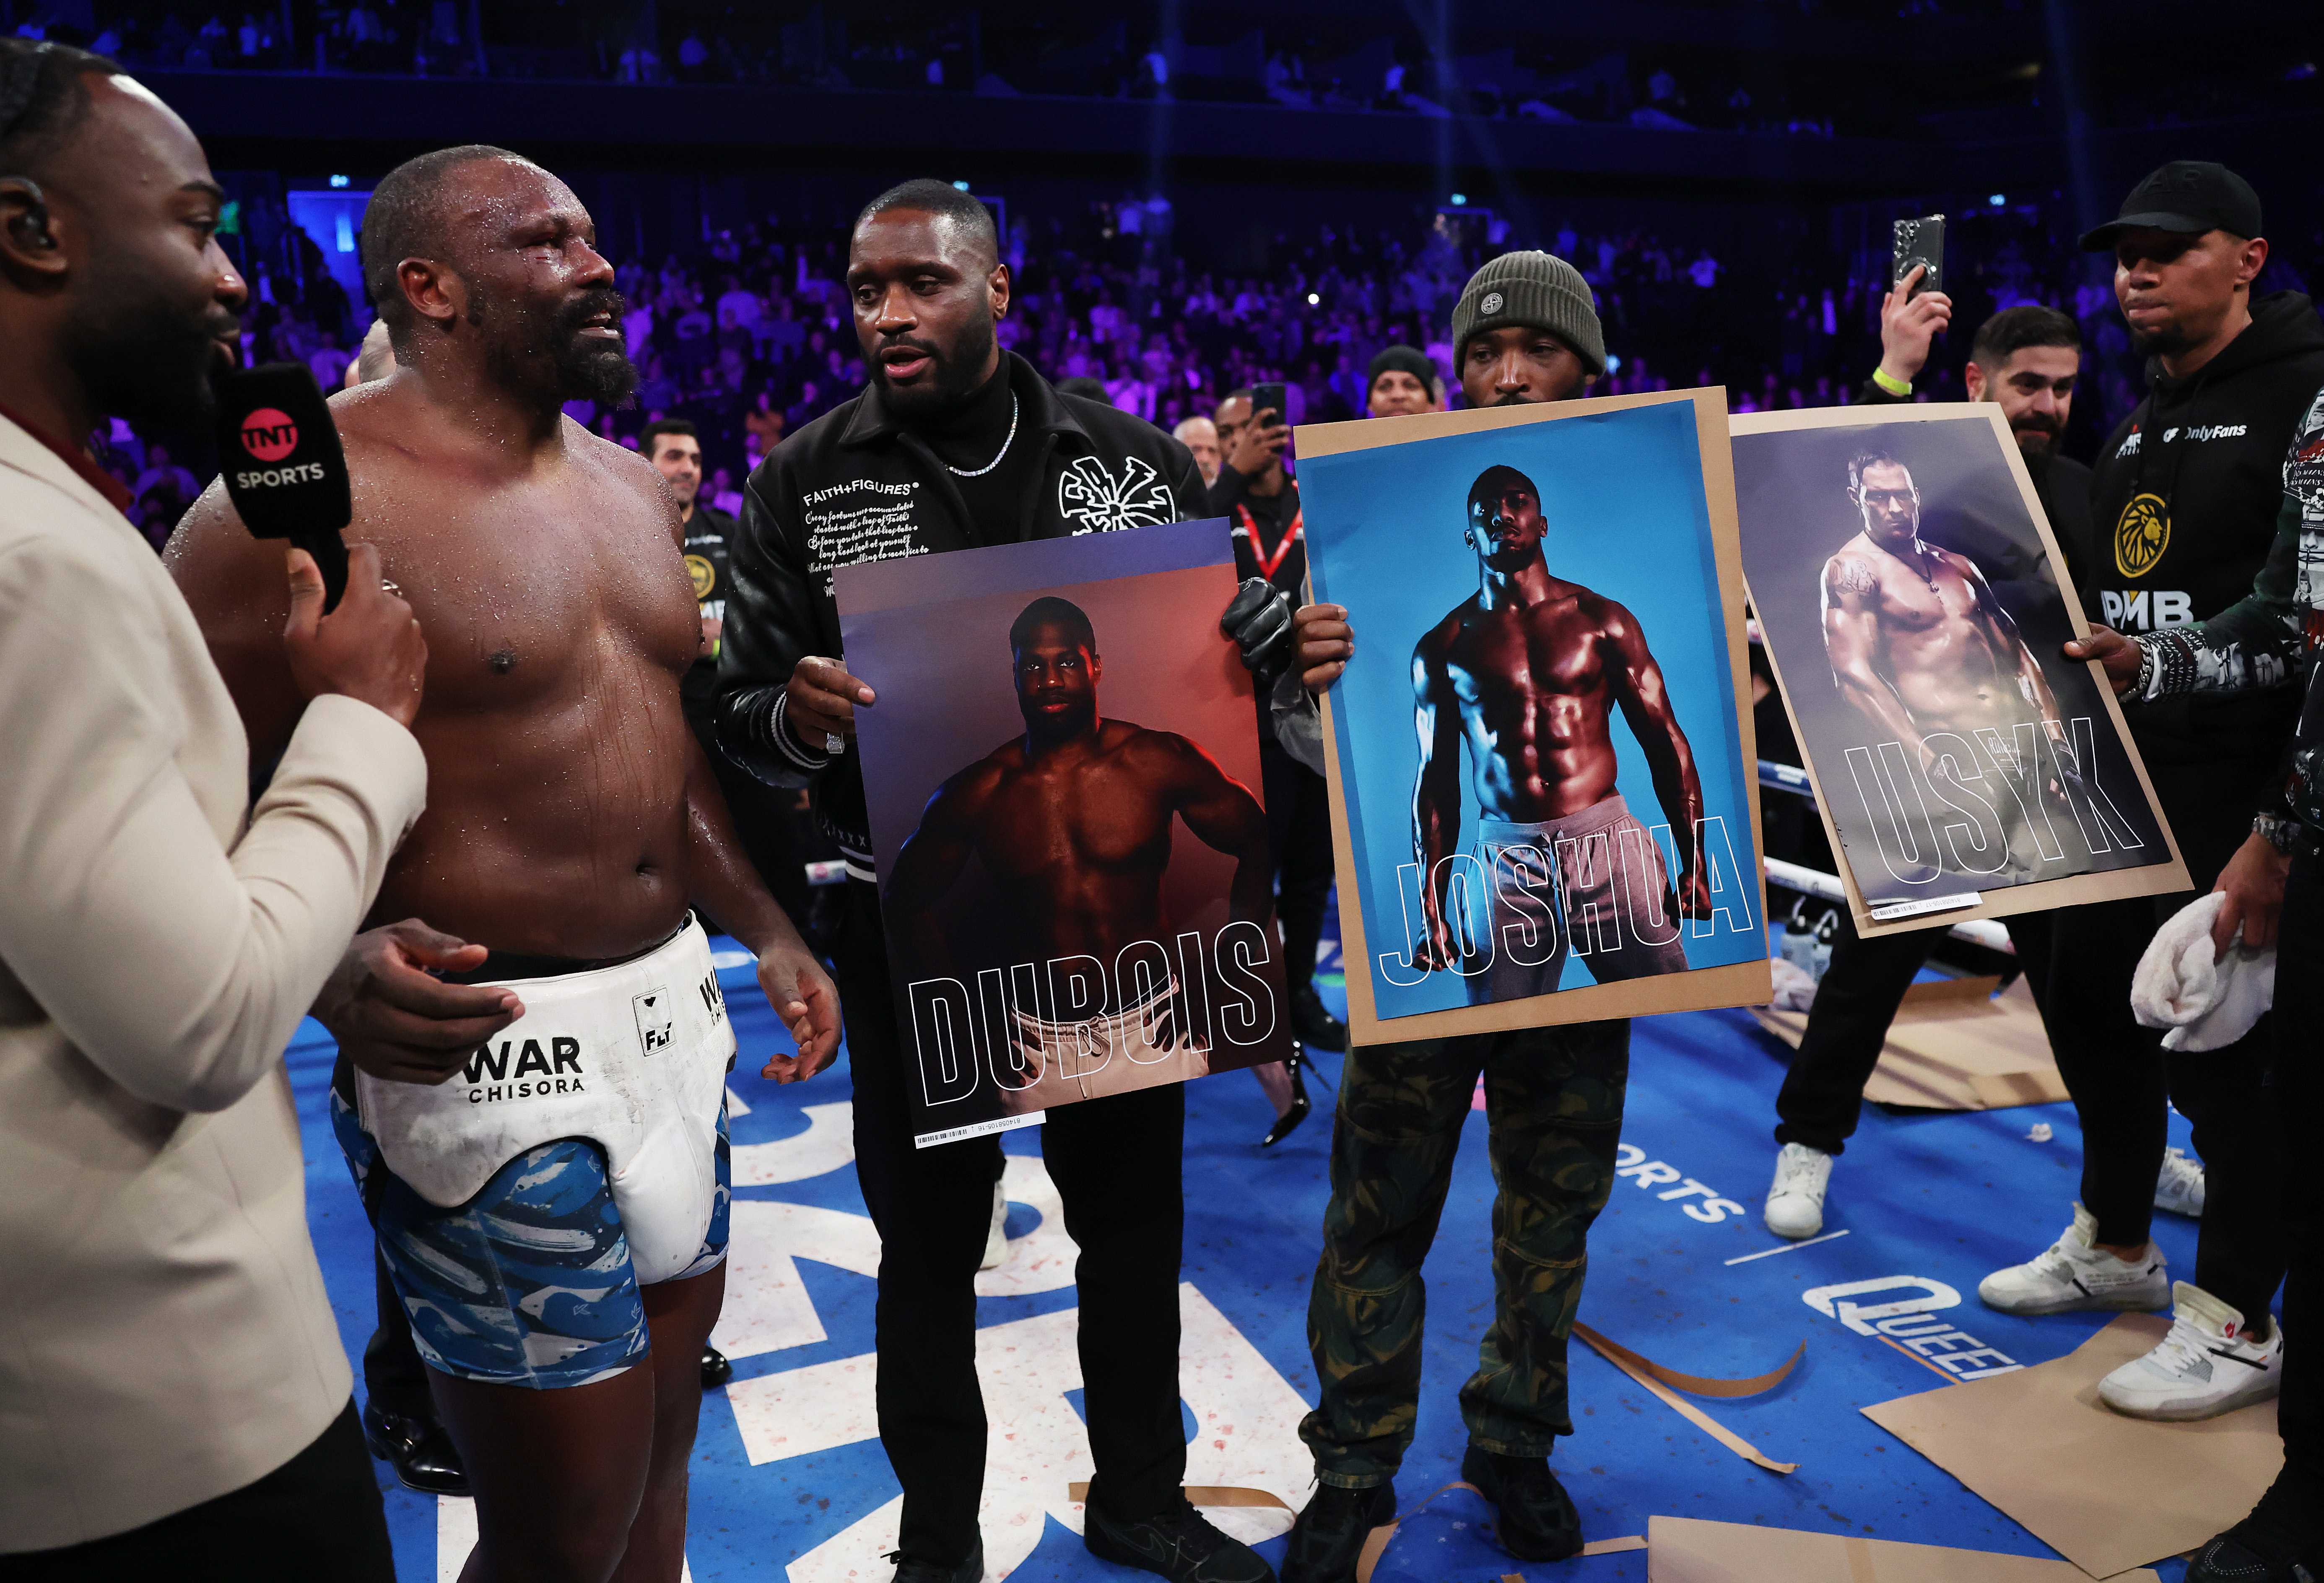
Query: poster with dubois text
837 520 1289 1146
1298 389 1771 1043
1731 405 2186 936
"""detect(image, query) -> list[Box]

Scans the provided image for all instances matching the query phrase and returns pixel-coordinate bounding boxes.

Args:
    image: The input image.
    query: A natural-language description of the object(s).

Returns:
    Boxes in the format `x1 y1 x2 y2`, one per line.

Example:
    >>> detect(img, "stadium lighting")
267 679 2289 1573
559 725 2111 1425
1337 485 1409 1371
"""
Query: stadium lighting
953 180 971 191
1449 192 1467 206
1989 192 2006 206
1307 292 1320 305
329 174 350 188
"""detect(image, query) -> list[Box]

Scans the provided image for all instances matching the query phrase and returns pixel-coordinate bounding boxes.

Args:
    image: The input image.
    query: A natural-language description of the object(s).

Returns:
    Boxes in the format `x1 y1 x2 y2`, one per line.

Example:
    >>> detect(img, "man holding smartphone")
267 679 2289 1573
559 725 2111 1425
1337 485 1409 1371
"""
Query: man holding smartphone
1213 381 1345 1124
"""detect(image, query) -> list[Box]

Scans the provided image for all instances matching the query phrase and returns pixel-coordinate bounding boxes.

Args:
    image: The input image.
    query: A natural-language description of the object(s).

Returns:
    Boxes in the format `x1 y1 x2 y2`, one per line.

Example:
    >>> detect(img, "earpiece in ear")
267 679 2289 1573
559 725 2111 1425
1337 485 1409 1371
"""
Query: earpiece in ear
2 178 54 250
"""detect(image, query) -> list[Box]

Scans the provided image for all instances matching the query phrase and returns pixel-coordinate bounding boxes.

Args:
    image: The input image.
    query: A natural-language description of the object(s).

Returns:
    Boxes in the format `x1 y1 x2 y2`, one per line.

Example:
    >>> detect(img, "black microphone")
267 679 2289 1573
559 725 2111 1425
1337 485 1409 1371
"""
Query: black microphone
213 362 355 611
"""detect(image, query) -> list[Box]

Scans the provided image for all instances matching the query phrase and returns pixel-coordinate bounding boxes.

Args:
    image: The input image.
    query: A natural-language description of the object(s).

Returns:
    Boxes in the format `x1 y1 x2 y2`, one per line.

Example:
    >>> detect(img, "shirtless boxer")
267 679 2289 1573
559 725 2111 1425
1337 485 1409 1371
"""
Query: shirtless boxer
884 596 1272 1110
168 145 839 1583
1411 463 1711 1002
1820 450 2070 880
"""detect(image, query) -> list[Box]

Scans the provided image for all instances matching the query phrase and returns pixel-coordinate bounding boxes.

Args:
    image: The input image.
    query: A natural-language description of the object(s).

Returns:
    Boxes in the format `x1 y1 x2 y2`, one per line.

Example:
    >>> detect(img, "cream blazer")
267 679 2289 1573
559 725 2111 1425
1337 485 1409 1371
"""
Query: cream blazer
0 416 425 1550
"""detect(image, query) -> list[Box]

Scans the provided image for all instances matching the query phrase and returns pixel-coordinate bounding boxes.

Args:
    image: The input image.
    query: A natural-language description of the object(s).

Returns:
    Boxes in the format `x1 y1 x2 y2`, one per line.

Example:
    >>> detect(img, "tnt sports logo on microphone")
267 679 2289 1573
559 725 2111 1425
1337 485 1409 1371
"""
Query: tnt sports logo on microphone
238 408 299 463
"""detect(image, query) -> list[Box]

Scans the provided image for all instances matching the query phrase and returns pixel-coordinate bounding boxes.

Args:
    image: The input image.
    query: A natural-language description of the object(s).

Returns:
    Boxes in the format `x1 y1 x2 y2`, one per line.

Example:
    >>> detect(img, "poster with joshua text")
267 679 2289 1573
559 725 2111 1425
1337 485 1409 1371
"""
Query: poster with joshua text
1298 389 1771 1042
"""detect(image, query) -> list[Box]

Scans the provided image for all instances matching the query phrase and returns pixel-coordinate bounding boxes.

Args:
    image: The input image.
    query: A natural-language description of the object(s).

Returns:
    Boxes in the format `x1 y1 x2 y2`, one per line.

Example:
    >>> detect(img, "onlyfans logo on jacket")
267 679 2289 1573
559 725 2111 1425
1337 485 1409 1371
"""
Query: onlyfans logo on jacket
1057 455 1175 535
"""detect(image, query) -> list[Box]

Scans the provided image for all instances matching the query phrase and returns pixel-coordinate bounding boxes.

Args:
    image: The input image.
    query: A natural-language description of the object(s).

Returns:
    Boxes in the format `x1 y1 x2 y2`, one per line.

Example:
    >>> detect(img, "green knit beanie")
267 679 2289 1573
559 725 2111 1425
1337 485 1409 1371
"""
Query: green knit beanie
1451 250 1606 376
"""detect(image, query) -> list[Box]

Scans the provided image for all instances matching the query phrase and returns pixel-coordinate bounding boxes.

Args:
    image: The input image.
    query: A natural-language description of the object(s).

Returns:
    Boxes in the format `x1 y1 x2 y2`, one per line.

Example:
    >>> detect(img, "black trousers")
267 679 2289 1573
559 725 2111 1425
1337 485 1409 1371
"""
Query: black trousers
2274 856 2321 1474
2039 761 2289 1326
835 883 1188 1565
1774 910 2054 1156
9 1401 394 1582
1262 736 1333 1000
2043 889 2286 1320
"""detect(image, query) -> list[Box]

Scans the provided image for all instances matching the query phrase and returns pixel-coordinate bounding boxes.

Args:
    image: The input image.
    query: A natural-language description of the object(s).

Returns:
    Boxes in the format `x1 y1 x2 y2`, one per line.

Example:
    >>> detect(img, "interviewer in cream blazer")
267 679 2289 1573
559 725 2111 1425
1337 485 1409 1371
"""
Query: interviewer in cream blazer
0 44 447 1577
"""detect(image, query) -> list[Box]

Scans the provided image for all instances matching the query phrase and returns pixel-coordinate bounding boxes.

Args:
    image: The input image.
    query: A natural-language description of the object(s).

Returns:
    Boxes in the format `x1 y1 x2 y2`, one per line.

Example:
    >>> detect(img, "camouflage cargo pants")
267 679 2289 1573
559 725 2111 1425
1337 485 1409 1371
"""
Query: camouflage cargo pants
1299 1018 1630 1487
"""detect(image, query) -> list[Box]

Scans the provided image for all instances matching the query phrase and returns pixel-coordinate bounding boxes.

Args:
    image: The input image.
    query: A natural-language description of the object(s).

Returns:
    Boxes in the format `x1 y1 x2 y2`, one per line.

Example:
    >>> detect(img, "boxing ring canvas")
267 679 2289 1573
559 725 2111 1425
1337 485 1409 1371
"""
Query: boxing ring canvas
836 518 1289 1147
1731 405 2186 938
1297 388 1772 1042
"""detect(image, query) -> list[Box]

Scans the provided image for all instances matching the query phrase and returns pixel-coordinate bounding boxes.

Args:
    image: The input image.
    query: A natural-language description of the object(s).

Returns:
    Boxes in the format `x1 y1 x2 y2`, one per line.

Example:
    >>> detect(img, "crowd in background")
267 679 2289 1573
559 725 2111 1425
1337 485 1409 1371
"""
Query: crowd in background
94 182 2318 554
11 0 2318 143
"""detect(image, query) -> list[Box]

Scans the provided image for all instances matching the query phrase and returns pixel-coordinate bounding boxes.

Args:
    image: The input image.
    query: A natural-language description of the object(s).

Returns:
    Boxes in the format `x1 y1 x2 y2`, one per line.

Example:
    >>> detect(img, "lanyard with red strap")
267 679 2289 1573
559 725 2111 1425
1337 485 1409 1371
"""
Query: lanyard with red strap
1236 503 1305 581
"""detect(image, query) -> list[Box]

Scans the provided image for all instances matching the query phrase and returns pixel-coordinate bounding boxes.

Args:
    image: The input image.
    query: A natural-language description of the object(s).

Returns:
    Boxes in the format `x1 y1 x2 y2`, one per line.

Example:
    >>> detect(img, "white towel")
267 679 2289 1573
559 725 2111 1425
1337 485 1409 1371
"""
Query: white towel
2130 892 2277 1052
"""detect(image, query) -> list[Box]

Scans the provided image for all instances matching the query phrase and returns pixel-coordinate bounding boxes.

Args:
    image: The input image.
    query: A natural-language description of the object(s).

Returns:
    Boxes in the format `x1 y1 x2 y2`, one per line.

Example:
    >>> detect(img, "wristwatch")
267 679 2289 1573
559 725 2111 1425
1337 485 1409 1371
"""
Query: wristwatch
2254 812 2300 856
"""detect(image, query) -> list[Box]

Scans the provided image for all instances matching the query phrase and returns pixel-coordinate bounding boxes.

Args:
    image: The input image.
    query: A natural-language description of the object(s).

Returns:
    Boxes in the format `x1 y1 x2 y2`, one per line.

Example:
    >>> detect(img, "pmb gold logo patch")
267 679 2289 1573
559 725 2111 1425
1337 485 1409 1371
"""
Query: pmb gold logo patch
2114 491 2169 578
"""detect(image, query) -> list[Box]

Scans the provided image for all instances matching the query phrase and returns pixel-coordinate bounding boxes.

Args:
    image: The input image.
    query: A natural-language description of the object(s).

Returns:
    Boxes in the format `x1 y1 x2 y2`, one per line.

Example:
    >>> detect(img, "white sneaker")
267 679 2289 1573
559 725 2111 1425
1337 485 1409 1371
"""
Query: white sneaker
979 1179 1010 1271
2099 1281 2280 1420
2155 1147 2207 1218
1978 1203 2170 1315
1764 1143 1832 1240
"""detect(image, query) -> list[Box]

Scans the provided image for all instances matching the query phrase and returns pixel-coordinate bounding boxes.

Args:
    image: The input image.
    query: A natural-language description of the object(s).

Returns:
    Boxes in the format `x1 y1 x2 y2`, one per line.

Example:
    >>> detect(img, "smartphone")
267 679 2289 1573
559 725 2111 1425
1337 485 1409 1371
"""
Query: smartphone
1249 382 1288 429
1892 215 1945 298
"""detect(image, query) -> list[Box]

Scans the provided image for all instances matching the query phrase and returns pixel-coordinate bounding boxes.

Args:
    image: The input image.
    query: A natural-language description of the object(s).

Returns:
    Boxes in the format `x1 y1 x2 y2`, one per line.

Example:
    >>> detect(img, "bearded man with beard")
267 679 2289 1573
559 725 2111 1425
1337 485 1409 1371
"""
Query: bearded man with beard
169 145 841 1583
714 181 1244 1583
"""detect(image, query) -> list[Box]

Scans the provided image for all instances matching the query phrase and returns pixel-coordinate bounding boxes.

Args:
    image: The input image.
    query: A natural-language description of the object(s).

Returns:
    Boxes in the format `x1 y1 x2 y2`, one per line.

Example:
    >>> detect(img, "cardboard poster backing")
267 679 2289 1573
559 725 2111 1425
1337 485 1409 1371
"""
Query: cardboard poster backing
1863 1313 2281 1578
1750 974 2070 1112
1731 404 2188 938
1298 387 1771 1046
1644 1515 2162 1582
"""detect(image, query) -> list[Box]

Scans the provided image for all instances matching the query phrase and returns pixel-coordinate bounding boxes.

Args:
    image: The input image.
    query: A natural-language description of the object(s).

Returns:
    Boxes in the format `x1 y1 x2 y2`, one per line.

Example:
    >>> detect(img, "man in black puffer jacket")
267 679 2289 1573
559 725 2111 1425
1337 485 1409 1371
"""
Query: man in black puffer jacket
714 181 1267 1583
1976 164 2323 1430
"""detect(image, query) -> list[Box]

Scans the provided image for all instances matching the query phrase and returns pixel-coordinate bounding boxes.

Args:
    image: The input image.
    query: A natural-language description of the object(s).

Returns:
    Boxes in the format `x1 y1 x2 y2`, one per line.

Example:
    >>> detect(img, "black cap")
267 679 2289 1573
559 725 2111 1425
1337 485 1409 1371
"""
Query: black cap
2079 161 2262 251
1367 344 1436 395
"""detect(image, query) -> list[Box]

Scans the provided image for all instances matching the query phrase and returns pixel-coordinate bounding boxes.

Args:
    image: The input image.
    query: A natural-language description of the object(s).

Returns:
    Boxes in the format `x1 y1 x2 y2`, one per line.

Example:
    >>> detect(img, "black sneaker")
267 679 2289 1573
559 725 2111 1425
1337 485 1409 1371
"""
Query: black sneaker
1290 983 1348 1053
1084 1491 1275 1581
1461 1447 1582 1562
886 1541 984 1583
1282 1480 1394 1583
701 1344 734 1389
2188 1472 2322 1581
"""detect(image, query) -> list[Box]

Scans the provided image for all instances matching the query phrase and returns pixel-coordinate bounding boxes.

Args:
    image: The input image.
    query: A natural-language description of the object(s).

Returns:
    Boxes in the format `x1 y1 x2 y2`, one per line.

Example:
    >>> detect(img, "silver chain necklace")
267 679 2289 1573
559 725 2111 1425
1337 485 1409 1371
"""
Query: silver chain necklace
943 393 1020 478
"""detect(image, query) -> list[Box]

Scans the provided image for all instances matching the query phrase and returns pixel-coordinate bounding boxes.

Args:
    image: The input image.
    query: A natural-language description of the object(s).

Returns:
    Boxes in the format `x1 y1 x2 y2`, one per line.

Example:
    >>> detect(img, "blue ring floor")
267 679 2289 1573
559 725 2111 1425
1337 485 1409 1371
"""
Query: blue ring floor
289 930 2216 1582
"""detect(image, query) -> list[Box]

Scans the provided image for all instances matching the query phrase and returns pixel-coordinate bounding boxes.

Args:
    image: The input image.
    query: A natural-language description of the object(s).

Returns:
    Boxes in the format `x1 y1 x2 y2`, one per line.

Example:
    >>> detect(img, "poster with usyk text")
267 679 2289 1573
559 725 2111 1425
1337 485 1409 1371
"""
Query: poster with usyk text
1297 389 1771 1044
837 519 1289 1147
1732 405 2186 938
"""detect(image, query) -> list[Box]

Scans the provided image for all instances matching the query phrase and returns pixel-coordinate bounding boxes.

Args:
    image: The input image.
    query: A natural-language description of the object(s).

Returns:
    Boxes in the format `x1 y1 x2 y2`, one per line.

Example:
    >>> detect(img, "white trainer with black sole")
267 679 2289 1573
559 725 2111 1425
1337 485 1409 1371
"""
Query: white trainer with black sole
1764 1143 1832 1240
2100 1280 2281 1421
2155 1146 2207 1218
1978 1203 2170 1315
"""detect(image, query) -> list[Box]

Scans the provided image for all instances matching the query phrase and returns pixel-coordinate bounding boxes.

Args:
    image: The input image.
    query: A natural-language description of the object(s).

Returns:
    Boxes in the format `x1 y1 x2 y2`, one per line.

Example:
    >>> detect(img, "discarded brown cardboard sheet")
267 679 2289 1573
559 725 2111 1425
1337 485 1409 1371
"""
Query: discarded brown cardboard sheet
1752 973 2068 1112
1644 1516 2161 1581
1863 1314 2282 1578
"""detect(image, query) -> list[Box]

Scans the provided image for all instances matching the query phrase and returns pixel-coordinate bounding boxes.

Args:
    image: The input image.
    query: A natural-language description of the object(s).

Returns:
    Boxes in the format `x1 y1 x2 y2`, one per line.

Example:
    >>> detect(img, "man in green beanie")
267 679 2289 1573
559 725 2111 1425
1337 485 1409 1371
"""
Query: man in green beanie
1277 252 1630 1580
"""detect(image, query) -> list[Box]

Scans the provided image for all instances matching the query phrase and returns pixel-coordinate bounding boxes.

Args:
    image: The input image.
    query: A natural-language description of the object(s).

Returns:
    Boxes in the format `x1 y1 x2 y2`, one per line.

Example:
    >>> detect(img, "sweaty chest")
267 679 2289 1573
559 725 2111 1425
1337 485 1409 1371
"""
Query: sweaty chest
389 501 697 707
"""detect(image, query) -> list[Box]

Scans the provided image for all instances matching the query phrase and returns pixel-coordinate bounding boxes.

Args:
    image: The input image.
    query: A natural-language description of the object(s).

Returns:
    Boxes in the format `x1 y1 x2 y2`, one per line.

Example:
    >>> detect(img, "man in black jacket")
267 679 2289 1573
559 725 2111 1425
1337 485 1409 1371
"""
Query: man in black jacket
1976 163 2319 1426
1214 385 1345 1121
714 180 1267 1583
1762 305 2086 1240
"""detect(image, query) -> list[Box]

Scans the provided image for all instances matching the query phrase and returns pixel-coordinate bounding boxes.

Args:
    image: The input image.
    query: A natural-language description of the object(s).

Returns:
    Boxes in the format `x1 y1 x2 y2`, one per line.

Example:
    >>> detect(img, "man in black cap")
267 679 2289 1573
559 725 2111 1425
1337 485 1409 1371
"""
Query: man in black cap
1272 251 1627 1581
1365 346 1441 418
1974 161 2320 1426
